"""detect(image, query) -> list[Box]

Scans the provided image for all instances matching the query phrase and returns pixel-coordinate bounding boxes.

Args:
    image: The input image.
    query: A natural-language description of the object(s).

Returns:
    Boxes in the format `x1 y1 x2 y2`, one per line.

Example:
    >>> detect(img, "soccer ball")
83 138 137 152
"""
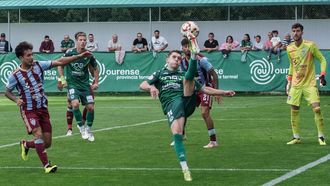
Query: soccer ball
181 21 199 39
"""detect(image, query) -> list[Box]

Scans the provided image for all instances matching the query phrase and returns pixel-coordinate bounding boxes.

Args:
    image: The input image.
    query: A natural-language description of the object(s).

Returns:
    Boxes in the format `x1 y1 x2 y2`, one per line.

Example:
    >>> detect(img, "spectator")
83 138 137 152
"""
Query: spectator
240 34 253 62
132 32 148 52
0 33 12 54
253 35 264 51
151 30 168 52
60 35 75 53
267 30 282 62
219 35 239 59
86 33 99 52
108 34 122 52
264 32 273 51
39 35 54 53
203 32 219 53
281 33 293 51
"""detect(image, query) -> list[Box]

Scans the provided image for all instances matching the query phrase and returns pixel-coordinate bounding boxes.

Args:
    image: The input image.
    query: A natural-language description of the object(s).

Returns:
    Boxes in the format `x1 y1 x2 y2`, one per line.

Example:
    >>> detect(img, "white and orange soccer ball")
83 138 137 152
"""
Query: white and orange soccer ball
180 21 199 39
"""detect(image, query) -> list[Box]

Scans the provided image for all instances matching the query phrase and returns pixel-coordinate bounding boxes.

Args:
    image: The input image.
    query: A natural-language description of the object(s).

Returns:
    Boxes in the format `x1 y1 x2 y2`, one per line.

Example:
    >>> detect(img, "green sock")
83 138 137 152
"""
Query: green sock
73 108 83 126
86 111 94 127
173 134 186 162
184 58 197 80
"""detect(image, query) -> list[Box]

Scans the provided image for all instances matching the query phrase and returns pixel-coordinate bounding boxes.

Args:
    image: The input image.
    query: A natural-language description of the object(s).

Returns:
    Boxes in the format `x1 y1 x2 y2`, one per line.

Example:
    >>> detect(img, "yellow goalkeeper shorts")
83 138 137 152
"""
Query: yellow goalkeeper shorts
287 86 320 106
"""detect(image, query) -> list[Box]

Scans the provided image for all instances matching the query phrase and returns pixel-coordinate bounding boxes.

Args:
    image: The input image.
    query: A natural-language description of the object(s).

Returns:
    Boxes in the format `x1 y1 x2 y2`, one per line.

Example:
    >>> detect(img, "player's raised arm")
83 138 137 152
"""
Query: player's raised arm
201 86 235 97
51 50 92 67
140 81 159 99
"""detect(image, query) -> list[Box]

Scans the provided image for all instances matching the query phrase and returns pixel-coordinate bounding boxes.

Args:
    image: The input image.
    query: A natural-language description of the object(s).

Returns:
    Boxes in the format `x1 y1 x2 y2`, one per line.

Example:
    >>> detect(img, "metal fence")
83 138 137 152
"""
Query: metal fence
0 5 329 23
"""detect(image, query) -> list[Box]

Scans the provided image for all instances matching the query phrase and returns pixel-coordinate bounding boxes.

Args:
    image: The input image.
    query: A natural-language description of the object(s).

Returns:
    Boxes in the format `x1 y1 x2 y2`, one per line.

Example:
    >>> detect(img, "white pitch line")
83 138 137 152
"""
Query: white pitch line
0 166 291 172
0 119 166 149
262 153 330 186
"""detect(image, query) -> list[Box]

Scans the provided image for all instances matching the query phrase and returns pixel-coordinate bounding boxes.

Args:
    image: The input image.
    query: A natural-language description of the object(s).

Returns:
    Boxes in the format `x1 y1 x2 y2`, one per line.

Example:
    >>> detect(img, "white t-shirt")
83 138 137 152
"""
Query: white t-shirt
271 37 281 47
86 41 99 52
253 42 264 50
108 40 122 50
151 36 168 50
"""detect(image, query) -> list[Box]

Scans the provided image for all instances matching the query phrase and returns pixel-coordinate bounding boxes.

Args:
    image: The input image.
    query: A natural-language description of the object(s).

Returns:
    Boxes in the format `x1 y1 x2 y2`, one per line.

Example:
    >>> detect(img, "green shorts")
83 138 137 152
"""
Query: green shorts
165 93 197 125
68 87 94 106
287 86 320 106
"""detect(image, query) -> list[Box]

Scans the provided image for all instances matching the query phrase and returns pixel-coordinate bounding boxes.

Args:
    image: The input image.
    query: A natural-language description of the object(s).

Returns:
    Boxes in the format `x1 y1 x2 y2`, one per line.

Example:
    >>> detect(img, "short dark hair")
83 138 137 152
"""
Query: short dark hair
154 30 160 33
1 33 5 37
74 31 86 40
167 50 181 58
254 35 261 39
88 33 94 37
272 30 278 34
292 23 304 31
209 32 214 36
44 35 49 39
181 38 189 46
15 41 33 58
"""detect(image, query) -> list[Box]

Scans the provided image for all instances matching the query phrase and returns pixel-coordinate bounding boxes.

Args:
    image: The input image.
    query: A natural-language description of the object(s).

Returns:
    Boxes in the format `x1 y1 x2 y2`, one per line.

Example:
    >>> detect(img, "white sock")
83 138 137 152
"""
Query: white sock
293 134 300 139
180 161 189 171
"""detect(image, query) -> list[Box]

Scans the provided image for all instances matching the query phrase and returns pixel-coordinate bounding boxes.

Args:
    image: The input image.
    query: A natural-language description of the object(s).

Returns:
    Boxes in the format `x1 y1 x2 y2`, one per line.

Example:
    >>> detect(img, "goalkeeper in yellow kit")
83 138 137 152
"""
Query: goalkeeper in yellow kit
286 23 327 145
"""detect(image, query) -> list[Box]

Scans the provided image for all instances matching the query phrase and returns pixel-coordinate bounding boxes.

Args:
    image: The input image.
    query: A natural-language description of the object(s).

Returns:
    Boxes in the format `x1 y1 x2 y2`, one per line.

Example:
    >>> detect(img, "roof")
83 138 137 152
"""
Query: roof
0 0 330 9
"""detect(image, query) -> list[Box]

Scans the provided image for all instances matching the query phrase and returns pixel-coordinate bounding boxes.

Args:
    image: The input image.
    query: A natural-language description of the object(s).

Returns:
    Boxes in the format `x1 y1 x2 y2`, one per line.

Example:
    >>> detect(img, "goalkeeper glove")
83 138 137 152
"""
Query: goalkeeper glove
320 75 326 87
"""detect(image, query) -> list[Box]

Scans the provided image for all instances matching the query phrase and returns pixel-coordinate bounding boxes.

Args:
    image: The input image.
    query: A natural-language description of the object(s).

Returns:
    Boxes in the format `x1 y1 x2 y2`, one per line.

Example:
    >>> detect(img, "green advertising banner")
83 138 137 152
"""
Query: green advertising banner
1 51 329 93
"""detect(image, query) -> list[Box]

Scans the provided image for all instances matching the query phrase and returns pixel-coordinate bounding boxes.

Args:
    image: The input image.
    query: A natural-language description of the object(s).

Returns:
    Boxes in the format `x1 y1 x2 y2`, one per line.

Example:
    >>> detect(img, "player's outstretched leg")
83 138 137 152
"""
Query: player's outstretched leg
287 108 301 145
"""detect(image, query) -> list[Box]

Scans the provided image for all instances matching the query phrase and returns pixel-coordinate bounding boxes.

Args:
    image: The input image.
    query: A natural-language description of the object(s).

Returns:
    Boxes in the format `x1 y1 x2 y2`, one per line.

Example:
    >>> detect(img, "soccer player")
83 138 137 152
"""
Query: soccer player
140 49 235 181
57 66 96 136
60 31 99 141
180 38 221 148
5 41 92 173
286 23 327 145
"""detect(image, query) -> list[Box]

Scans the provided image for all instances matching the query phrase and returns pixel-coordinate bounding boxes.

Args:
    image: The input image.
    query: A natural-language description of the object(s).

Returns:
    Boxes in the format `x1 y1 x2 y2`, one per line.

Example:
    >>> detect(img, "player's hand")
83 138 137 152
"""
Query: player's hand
320 75 327 87
286 81 291 95
150 86 159 99
57 80 63 91
91 83 99 90
214 95 223 104
16 98 24 106
79 50 93 58
224 91 235 97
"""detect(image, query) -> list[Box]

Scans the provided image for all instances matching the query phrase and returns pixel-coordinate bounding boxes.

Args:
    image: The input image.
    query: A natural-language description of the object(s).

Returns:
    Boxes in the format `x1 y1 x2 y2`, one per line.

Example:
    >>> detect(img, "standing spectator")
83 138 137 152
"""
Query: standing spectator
60 35 75 53
253 35 264 51
151 30 168 52
264 32 273 51
39 35 54 53
0 33 12 54
240 34 253 62
86 33 99 52
219 35 239 59
132 32 148 52
267 30 282 62
281 33 294 51
203 32 219 53
108 34 122 52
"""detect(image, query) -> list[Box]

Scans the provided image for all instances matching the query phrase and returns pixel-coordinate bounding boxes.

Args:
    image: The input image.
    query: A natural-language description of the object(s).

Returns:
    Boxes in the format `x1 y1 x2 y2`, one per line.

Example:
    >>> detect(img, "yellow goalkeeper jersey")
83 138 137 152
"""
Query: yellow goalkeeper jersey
287 40 327 88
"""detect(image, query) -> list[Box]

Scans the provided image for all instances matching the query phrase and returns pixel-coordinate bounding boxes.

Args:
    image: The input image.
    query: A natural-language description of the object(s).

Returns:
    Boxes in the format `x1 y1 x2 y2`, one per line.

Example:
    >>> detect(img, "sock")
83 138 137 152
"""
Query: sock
184 59 197 80
25 140 35 149
208 128 217 142
291 109 300 138
313 107 325 138
72 108 83 127
86 111 94 127
34 139 49 167
173 134 186 162
180 161 189 171
82 107 88 125
66 107 73 130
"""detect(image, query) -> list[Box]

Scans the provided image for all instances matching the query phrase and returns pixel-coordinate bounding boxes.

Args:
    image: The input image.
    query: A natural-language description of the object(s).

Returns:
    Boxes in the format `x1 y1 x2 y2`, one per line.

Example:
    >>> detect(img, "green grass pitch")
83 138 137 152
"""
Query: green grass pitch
0 96 329 185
